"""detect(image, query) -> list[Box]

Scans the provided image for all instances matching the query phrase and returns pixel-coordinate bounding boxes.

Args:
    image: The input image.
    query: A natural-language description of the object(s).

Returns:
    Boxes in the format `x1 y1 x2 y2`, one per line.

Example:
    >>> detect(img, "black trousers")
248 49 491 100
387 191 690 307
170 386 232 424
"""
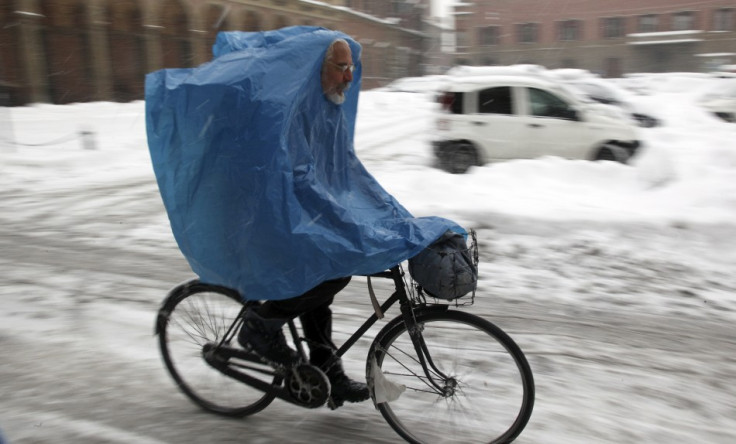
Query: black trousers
255 276 351 365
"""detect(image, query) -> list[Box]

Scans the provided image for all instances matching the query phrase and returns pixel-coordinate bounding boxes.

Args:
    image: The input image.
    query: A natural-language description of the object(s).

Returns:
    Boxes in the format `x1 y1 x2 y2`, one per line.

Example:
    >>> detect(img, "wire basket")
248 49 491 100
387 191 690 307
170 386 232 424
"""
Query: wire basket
410 228 478 307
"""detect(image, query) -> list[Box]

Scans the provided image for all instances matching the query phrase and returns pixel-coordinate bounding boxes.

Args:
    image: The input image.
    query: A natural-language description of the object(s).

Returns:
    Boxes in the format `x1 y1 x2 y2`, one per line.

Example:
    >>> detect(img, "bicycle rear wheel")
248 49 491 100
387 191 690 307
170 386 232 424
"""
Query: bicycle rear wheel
157 280 276 417
368 309 534 444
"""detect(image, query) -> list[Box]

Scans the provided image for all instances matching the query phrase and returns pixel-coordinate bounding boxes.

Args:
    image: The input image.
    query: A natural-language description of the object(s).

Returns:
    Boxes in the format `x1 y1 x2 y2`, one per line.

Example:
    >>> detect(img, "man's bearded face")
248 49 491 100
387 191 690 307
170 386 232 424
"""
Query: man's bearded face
322 41 354 105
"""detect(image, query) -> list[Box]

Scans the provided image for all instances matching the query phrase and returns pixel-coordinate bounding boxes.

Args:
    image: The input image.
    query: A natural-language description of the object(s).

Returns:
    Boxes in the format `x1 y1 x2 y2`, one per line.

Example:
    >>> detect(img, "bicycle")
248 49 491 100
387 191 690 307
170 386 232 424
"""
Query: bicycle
155 242 535 443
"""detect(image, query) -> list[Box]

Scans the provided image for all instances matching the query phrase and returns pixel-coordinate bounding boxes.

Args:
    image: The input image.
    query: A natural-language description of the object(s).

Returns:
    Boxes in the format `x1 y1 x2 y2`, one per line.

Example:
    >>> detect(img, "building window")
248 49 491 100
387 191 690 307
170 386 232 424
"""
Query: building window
672 11 696 31
558 20 582 41
478 26 500 46
601 17 625 39
714 8 734 31
517 23 539 44
637 14 658 33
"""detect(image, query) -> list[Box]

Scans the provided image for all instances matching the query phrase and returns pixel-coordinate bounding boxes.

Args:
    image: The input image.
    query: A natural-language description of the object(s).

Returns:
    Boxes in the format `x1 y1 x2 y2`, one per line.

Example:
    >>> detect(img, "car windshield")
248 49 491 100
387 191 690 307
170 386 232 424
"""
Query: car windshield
556 83 596 103
569 82 621 104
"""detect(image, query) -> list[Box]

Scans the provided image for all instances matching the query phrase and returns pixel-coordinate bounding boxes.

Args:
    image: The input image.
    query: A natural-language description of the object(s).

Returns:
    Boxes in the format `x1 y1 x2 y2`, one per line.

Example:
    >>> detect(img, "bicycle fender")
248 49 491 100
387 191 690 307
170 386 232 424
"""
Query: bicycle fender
154 278 201 335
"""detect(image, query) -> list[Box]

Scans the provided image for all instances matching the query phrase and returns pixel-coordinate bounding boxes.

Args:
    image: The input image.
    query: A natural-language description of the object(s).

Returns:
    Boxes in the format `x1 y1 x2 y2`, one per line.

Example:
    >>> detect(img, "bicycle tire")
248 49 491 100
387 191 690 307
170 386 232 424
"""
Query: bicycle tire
157 280 277 417
367 309 534 444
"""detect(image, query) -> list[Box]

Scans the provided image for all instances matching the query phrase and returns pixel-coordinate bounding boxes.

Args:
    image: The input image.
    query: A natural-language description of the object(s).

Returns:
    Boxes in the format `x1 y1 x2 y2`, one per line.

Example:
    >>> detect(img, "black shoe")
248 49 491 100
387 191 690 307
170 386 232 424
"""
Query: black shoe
329 371 370 403
322 360 370 404
238 308 299 367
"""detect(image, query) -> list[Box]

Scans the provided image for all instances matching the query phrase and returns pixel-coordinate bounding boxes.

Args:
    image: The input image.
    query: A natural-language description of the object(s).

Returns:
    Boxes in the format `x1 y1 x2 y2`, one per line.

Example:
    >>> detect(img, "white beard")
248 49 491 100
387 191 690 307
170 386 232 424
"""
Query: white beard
326 82 350 105
326 92 346 105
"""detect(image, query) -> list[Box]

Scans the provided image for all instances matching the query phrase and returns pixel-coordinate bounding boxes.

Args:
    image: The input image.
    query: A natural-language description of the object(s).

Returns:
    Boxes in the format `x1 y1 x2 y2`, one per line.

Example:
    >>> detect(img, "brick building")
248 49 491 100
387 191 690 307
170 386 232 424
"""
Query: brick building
453 0 736 77
0 0 431 105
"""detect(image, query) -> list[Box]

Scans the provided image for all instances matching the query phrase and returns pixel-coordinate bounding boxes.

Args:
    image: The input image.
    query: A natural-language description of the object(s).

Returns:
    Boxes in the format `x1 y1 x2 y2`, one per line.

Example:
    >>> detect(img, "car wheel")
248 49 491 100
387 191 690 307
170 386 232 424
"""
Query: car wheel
441 142 478 174
715 112 735 123
594 144 628 163
632 113 658 128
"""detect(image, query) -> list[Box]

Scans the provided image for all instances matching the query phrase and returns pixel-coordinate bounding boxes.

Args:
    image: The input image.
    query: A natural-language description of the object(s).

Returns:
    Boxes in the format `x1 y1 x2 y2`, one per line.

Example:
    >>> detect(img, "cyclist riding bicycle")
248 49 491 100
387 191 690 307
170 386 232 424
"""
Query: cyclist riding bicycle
146 27 464 408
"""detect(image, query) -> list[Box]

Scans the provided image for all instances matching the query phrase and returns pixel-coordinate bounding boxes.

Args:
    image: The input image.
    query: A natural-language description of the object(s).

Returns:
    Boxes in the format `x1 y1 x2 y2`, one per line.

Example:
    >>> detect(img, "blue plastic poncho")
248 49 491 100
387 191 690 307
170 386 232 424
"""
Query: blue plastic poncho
145 26 462 301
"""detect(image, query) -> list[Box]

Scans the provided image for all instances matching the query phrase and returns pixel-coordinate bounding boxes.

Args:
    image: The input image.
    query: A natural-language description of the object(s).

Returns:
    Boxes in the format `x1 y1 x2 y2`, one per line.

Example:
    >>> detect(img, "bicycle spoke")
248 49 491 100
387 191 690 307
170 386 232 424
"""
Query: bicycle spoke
170 316 208 346
378 345 447 396
159 283 276 417
180 303 213 343
382 340 448 381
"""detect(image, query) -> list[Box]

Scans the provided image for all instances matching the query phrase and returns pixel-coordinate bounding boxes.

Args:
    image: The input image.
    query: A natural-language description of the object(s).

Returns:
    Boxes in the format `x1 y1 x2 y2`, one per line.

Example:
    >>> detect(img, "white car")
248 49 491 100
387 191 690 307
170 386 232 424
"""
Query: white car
432 75 642 173
698 78 736 123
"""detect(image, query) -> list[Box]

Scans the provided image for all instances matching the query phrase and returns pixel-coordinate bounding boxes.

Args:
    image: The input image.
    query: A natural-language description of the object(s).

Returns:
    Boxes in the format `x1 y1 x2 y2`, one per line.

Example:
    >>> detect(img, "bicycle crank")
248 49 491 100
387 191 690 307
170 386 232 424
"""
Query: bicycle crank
285 364 331 408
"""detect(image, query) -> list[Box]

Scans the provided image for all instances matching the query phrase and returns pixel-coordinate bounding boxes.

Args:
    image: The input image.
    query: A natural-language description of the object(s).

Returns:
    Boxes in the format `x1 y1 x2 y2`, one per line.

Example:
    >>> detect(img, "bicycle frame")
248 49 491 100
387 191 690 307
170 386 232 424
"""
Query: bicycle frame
206 265 454 406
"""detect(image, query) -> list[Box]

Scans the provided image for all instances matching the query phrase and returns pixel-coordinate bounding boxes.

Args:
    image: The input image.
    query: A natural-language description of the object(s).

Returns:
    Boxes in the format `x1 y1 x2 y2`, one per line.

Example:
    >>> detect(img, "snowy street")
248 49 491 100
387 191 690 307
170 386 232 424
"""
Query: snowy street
2 219 735 443
2 73 736 442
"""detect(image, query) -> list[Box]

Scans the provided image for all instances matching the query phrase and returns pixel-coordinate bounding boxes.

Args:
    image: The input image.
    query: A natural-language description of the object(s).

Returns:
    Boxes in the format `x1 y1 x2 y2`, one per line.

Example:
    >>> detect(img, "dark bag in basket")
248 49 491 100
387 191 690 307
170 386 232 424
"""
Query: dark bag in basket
408 230 478 300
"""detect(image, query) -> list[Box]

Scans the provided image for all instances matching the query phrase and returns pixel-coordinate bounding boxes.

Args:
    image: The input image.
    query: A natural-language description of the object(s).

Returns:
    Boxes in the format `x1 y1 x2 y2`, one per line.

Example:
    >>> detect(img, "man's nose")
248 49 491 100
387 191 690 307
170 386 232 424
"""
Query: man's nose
343 68 353 82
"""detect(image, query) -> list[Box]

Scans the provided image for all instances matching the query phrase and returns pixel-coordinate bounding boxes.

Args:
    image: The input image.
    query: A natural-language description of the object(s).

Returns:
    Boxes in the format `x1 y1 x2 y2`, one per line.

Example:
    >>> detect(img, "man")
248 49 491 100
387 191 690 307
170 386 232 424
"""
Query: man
146 27 461 408
237 39 369 405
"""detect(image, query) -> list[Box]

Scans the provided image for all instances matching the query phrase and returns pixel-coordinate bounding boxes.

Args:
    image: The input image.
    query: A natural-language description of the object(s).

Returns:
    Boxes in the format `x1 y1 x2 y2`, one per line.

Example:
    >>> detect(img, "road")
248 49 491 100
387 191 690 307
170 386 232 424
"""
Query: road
2 223 735 443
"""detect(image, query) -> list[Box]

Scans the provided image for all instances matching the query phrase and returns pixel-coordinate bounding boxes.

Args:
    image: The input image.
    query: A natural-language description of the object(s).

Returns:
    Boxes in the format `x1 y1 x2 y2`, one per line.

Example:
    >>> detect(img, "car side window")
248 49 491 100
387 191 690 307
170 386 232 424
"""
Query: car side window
477 87 513 115
528 88 575 119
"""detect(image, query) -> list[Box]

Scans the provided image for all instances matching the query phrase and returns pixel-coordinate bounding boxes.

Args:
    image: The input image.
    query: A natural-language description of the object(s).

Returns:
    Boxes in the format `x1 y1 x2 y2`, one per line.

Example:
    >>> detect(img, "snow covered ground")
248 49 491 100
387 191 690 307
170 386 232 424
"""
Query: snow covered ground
1 72 735 443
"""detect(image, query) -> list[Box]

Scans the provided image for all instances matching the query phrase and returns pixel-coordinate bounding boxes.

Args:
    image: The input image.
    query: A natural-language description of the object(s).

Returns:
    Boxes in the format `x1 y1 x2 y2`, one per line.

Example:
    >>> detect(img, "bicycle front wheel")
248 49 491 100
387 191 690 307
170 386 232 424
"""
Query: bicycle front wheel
368 309 534 444
157 281 276 417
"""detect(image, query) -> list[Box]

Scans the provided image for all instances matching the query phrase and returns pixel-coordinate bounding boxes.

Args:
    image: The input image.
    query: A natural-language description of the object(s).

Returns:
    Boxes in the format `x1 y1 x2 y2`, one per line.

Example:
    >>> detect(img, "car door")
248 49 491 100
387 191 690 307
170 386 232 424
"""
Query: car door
517 87 591 159
468 86 527 162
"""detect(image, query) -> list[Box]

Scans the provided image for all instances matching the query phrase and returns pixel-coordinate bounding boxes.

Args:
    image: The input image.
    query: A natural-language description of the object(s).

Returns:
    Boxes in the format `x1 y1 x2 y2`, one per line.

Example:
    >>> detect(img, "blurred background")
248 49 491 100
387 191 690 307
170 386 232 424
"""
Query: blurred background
1 0 734 106
2 2 736 443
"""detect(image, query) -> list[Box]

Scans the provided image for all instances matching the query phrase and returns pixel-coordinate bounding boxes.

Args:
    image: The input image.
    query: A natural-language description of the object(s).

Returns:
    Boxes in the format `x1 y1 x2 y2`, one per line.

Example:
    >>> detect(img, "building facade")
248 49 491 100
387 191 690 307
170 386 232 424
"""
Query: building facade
421 15 455 75
0 0 430 105
453 0 736 77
